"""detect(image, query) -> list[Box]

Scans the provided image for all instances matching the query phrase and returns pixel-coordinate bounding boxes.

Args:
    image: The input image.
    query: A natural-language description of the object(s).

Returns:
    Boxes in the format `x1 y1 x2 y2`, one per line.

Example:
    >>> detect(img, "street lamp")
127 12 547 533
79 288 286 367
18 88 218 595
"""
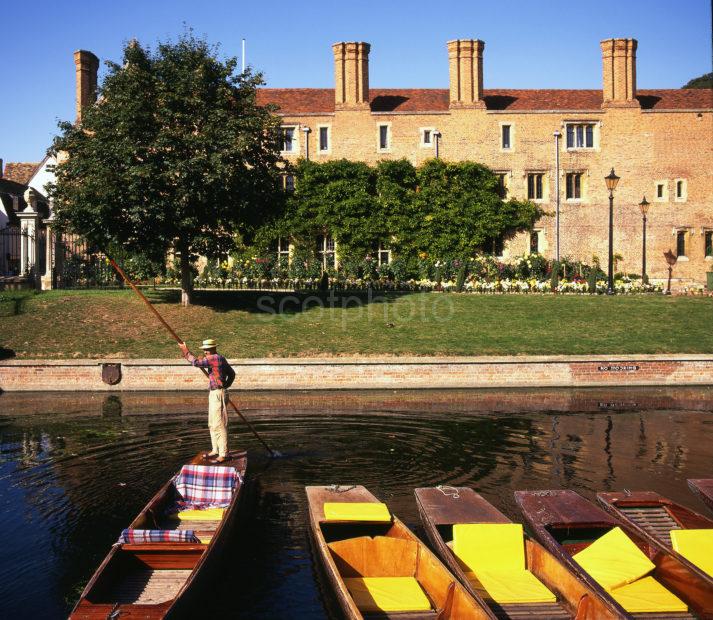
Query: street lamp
433 130 441 158
302 126 311 160
604 168 620 294
663 249 677 295
639 196 650 285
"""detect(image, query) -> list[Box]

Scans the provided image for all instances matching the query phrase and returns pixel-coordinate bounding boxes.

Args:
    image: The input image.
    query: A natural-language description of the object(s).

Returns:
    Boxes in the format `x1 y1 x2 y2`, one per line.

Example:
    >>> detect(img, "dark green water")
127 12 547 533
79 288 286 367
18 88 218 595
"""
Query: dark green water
1 388 712 619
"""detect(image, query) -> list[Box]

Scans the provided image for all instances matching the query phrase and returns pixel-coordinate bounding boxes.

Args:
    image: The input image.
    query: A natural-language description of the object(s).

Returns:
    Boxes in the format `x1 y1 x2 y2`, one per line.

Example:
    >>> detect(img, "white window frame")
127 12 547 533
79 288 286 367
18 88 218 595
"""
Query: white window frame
526 172 547 203
377 122 391 153
674 178 687 202
419 127 435 149
499 122 514 152
279 125 298 154
317 124 331 155
565 171 585 202
655 180 668 203
276 237 290 262
317 234 337 270
564 122 598 151
529 229 543 254
282 173 295 192
377 242 392 266
675 228 689 261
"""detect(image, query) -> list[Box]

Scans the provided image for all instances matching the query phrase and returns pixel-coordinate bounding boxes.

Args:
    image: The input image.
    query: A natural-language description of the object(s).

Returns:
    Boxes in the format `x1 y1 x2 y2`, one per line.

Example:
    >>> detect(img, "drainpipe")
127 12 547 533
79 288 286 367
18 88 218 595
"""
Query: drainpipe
553 130 561 262
302 126 311 161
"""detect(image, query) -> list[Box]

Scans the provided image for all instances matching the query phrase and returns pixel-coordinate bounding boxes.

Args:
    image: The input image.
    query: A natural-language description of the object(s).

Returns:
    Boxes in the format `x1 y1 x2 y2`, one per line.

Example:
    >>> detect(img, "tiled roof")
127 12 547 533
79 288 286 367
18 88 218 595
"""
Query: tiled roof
257 88 713 114
2 162 39 185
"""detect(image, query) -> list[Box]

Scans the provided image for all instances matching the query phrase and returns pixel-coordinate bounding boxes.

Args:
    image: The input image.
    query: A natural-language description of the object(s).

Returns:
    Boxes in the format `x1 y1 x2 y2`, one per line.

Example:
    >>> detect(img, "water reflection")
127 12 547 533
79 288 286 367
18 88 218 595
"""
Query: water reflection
0 387 712 618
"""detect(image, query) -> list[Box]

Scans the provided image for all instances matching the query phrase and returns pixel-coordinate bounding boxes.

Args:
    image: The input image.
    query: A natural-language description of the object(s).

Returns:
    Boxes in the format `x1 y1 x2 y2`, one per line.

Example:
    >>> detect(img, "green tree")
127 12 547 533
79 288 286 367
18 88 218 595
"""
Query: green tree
49 33 283 305
682 72 713 89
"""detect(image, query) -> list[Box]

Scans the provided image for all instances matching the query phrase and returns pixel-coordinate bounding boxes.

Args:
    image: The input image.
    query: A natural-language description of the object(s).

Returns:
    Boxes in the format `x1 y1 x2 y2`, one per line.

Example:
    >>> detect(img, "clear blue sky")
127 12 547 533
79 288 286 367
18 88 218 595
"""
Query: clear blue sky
1 0 711 163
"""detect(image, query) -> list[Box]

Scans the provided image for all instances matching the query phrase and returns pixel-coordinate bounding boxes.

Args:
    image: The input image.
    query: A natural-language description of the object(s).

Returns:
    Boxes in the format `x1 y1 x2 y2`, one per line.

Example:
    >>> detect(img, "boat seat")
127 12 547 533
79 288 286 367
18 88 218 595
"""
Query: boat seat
328 536 418 578
452 523 555 604
670 529 713 577
119 528 199 544
168 507 225 522
609 576 688 613
323 502 391 522
343 576 432 613
572 526 654 590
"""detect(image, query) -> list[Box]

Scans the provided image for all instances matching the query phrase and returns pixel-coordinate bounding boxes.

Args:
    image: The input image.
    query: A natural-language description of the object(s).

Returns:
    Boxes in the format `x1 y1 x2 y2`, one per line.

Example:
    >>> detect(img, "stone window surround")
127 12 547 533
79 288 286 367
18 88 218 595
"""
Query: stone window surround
674 178 687 202
279 124 299 154
419 127 436 148
494 169 511 198
564 169 587 203
673 226 691 261
563 120 600 151
317 124 331 155
701 228 713 261
499 122 514 152
525 170 549 203
529 228 545 254
377 122 392 153
655 180 668 202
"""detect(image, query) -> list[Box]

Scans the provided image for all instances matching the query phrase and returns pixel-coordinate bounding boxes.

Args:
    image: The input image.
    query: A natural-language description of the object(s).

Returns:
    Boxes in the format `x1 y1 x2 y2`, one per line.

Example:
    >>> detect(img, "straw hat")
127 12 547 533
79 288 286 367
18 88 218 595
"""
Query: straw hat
200 338 218 350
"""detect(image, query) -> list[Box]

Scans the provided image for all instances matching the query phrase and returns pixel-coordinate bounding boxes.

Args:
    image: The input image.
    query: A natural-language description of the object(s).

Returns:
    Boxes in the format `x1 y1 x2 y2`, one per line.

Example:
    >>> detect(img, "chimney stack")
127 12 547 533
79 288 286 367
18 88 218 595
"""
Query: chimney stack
74 50 99 122
448 39 486 109
0 158 3 178
601 38 639 108
333 42 370 110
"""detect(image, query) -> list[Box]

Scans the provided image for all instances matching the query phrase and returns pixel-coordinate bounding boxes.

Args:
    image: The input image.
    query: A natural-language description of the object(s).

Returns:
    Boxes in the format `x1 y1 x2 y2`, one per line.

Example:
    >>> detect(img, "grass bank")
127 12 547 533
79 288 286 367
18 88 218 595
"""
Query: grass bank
0 288 711 358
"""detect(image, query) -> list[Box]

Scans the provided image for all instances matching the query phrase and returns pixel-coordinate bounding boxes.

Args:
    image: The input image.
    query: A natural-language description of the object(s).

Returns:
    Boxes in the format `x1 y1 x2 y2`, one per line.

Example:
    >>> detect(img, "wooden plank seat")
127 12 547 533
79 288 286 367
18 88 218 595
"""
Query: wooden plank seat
618 506 680 546
103 568 193 605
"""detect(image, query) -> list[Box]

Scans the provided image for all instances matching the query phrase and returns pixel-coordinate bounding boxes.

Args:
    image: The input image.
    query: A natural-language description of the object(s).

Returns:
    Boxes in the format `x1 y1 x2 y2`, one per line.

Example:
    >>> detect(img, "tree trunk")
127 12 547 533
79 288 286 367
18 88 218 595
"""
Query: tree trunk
179 249 193 306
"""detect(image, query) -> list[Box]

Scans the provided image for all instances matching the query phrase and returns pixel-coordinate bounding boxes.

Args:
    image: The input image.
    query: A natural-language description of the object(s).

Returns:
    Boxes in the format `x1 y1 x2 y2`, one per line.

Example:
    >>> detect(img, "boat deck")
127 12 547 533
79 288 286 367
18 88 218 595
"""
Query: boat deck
618 505 680 545
104 568 192 605
492 603 570 619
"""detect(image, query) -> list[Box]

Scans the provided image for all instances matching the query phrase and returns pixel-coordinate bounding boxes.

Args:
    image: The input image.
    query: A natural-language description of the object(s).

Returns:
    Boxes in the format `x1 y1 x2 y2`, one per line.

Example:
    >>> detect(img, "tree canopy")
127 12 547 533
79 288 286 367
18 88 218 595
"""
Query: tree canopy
49 33 283 304
682 72 713 89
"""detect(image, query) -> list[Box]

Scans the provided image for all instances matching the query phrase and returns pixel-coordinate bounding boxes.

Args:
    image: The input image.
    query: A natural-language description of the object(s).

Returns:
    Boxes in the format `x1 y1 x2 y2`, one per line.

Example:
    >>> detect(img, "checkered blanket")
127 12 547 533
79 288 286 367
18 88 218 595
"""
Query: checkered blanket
173 464 240 510
119 529 199 544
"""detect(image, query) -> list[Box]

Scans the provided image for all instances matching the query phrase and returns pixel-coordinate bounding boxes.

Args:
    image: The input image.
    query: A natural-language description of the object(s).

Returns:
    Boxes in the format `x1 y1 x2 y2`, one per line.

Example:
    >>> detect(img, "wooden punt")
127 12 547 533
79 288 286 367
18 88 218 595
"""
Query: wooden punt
70 450 248 619
598 490 713 556
688 480 713 514
515 489 713 619
414 486 622 619
306 485 495 619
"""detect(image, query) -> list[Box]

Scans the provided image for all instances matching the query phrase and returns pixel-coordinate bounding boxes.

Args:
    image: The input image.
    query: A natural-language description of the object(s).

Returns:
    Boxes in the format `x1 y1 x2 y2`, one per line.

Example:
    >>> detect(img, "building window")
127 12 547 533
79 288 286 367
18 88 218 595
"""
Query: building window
565 123 595 149
501 124 511 150
377 243 391 265
281 174 295 192
422 129 432 145
676 231 686 257
317 234 336 270
492 236 505 257
318 126 329 152
279 126 296 152
674 179 687 202
530 230 540 254
566 172 582 200
705 231 713 258
655 181 668 202
378 124 390 151
496 173 509 199
527 173 543 200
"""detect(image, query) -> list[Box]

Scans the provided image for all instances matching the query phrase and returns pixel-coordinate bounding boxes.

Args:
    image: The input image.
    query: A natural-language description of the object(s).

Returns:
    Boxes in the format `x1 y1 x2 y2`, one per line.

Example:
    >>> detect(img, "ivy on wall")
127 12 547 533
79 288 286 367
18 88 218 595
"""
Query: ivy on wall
262 158 543 275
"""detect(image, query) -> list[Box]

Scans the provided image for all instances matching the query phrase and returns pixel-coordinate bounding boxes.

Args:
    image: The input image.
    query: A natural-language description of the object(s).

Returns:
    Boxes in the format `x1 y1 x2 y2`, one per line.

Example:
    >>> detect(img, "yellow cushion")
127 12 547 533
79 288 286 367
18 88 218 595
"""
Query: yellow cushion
170 507 225 521
573 527 654 590
323 502 391 522
610 576 688 613
343 577 431 613
467 570 556 604
670 529 713 577
453 523 525 573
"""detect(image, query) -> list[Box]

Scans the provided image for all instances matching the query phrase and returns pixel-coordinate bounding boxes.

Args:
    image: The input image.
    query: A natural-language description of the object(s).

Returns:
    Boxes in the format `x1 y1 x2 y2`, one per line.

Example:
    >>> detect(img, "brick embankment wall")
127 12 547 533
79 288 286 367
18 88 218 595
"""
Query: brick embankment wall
1 355 713 392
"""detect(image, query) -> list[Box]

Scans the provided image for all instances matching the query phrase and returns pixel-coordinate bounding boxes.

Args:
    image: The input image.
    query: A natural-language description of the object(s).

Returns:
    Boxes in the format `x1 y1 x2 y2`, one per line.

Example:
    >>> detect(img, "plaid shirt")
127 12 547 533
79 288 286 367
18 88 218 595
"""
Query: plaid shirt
184 351 235 390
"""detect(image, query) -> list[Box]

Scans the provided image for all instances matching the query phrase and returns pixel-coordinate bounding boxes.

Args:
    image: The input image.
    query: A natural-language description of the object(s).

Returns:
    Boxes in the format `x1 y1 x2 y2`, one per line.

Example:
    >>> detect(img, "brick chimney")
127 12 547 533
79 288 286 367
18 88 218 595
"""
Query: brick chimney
74 50 99 122
601 38 639 108
333 42 370 110
448 39 486 109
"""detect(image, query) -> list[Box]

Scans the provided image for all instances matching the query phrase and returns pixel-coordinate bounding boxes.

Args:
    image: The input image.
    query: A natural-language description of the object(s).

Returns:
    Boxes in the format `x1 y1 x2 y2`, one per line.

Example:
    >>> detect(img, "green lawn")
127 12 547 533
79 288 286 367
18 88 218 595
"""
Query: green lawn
0 288 711 358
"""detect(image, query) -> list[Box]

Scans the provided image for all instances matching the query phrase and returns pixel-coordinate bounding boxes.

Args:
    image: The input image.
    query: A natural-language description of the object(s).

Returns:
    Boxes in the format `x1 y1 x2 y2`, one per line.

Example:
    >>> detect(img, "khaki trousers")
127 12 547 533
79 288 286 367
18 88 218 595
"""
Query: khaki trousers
208 388 229 458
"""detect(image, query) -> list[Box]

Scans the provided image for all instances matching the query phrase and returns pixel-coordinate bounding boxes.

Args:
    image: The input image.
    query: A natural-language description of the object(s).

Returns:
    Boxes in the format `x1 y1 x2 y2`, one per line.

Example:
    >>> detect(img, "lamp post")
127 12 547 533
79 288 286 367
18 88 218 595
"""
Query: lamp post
302 126 311 160
433 130 441 158
664 249 677 295
554 130 561 262
639 196 649 285
604 168 620 294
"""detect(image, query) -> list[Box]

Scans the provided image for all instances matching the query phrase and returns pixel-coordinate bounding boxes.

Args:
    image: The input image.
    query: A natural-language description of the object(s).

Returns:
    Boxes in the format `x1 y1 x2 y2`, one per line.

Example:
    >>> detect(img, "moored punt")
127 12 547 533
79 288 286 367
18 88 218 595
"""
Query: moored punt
306 485 493 619
516 490 712 619
688 480 713 514
597 490 713 581
414 486 622 619
70 451 248 619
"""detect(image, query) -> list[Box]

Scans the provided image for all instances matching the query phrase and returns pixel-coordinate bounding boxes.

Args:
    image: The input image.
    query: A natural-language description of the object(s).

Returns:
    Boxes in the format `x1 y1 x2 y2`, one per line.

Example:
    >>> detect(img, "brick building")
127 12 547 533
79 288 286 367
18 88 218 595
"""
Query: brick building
257 39 713 284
